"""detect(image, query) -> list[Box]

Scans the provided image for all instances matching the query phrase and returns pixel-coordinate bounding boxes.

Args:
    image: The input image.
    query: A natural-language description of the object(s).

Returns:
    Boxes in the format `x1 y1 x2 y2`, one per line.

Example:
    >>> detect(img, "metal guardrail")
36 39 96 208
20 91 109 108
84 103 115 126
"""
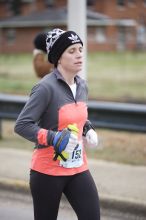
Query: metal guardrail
0 93 146 138
88 101 146 132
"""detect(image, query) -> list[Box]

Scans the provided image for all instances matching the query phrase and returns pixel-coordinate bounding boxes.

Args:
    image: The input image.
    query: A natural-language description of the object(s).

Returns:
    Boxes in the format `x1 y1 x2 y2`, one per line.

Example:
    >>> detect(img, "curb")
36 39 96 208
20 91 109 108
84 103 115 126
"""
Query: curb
0 178 29 194
100 194 146 218
0 177 146 217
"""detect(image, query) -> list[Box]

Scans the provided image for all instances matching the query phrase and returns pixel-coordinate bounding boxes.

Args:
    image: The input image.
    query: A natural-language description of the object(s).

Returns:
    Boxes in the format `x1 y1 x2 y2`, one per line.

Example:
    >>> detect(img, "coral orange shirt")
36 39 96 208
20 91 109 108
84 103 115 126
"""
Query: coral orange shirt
15 69 89 176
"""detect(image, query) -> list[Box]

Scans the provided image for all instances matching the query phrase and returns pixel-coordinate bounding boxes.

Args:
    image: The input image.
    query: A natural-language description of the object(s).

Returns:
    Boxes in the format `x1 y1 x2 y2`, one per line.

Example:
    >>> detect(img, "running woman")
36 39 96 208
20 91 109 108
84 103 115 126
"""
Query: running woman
15 28 100 220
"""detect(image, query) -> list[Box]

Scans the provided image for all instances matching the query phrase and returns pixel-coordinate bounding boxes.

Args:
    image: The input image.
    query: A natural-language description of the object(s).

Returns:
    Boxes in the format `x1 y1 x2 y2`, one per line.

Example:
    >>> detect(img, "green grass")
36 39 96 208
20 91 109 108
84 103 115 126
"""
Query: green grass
0 52 146 102
0 54 38 95
0 52 146 165
87 52 146 102
86 129 146 166
1 121 146 166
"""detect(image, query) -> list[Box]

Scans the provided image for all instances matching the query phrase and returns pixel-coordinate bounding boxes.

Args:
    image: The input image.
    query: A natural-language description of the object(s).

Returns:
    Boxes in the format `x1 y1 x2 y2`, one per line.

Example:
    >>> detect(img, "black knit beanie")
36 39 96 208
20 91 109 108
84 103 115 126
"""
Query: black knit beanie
34 32 47 53
46 28 83 66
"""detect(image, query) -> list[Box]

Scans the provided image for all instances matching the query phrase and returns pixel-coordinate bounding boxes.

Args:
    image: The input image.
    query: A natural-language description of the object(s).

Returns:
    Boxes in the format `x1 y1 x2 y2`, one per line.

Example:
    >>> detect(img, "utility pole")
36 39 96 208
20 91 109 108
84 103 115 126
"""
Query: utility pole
67 0 87 79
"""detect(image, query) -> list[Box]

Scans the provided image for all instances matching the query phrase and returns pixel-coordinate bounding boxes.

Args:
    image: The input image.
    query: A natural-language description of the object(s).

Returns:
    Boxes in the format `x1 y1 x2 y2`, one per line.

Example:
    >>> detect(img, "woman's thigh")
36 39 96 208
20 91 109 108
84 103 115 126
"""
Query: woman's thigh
30 170 65 220
64 170 100 220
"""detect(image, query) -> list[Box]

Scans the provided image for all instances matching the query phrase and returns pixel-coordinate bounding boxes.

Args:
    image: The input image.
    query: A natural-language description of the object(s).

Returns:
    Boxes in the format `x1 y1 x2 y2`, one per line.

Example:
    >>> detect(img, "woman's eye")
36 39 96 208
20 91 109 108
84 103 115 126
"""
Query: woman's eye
68 47 83 54
69 49 74 53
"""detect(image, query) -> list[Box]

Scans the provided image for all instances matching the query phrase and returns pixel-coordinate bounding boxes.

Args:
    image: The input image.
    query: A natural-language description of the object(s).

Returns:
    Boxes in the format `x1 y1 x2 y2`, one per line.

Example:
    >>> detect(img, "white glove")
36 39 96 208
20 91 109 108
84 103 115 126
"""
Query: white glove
83 129 98 149
65 133 78 153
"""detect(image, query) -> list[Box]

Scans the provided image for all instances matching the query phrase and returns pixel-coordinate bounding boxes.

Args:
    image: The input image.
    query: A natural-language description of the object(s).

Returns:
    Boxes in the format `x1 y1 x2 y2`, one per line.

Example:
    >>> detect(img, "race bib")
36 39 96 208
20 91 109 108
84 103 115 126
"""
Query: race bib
59 141 83 168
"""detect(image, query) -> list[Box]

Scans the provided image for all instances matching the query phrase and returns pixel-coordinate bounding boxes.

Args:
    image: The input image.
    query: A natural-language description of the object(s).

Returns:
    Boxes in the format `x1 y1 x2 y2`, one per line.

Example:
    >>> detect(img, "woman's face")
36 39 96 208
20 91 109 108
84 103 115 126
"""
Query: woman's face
59 43 83 74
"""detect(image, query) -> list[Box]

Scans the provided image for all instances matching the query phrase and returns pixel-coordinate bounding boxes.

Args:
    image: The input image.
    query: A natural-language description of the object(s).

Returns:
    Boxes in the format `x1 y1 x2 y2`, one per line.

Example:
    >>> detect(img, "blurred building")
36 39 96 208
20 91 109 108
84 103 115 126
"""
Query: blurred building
0 0 146 53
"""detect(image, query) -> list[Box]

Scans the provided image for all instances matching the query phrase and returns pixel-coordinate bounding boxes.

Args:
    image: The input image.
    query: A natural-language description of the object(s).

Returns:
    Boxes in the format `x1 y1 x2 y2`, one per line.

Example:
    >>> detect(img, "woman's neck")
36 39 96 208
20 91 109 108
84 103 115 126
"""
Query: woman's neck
57 65 76 85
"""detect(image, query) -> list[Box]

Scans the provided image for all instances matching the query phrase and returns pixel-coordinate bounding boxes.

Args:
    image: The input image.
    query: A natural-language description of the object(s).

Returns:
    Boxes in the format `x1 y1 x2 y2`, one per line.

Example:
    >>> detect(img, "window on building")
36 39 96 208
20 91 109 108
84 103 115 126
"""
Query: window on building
95 27 107 44
117 0 125 6
128 0 136 5
117 27 126 51
144 0 146 6
45 0 54 7
87 0 95 6
21 0 34 2
6 29 16 45
7 0 21 15
126 27 135 43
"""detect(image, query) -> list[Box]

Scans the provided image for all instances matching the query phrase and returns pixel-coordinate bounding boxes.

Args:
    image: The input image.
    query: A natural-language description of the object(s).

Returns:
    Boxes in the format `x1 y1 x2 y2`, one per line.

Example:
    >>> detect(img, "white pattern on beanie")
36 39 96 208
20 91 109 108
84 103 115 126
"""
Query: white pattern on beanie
46 28 65 54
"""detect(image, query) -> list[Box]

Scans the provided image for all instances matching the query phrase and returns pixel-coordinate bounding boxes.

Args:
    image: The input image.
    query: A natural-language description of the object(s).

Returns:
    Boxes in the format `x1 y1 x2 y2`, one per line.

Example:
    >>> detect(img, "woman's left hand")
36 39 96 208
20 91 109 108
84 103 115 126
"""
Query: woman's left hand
83 129 98 149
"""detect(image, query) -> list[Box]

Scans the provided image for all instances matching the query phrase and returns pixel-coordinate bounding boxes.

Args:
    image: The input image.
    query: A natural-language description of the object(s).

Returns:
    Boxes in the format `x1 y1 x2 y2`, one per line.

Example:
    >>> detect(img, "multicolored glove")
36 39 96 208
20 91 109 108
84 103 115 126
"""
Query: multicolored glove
53 129 70 155
52 124 79 161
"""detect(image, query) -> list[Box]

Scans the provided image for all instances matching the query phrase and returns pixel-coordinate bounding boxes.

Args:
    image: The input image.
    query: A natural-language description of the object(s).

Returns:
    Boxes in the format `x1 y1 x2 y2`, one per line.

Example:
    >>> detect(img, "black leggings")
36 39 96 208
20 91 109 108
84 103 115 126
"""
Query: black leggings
30 170 100 220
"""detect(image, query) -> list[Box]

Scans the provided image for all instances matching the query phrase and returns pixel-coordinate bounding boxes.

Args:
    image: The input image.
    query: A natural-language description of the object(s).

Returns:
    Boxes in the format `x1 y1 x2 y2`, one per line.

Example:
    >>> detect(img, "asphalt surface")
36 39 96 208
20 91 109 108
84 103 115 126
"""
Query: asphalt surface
0 147 146 218
1 189 145 220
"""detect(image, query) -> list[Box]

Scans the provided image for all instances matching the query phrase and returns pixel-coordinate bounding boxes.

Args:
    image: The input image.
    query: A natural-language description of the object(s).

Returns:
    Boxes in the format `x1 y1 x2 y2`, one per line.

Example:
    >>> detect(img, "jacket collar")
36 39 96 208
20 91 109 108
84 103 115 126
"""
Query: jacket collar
54 68 81 85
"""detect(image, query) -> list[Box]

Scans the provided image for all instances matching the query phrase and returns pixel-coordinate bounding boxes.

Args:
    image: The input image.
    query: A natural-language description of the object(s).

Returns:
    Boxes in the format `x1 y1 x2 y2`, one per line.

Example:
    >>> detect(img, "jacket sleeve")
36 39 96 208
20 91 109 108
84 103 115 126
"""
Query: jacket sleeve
14 83 51 144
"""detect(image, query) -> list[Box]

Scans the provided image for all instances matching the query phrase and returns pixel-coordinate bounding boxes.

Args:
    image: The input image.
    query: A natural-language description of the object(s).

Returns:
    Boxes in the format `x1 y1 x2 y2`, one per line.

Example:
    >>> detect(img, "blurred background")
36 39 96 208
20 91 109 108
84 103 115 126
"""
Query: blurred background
0 0 146 101
0 1 146 219
0 0 146 166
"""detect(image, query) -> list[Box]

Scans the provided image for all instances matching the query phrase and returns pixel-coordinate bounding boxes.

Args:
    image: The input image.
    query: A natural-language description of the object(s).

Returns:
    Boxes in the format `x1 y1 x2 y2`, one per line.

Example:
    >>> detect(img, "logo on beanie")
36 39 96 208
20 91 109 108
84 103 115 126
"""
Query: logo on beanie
68 34 81 44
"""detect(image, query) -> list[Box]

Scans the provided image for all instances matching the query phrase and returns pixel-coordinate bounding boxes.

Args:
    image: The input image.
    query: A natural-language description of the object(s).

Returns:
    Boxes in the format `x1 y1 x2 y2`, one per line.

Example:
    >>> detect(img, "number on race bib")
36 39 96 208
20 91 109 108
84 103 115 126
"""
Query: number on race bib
59 142 83 168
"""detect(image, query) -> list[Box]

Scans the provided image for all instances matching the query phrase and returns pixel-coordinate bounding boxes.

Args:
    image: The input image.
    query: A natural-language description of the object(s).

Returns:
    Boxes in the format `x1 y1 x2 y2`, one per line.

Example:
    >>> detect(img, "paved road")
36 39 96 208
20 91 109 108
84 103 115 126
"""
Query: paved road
0 190 145 220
